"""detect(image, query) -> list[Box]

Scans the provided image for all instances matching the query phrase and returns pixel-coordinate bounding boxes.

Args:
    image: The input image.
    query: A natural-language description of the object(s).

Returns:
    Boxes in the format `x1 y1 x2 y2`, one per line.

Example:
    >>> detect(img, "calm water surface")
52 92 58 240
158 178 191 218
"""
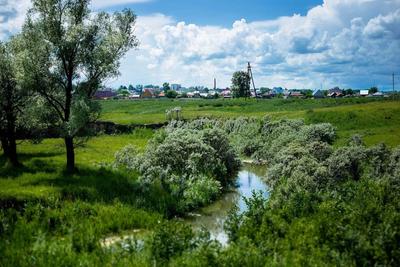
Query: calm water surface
184 164 269 245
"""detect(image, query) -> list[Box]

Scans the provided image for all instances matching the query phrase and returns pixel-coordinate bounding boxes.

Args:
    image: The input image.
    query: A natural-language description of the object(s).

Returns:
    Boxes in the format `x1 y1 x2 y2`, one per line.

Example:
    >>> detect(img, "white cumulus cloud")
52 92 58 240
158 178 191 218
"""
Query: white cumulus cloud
115 0 400 89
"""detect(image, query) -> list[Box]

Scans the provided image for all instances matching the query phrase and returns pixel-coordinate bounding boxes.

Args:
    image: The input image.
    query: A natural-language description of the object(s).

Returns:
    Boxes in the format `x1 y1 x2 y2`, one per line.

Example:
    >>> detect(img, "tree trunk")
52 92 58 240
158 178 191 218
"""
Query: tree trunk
6 133 19 167
0 135 9 158
64 69 75 173
3 111 21 168
65 137 75 173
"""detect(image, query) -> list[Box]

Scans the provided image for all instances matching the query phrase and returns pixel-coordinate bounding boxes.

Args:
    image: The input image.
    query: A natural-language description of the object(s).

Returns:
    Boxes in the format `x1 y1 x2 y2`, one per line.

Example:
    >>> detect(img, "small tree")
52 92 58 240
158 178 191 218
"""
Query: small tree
345 88 354 96
231 71 250 98
163 82 171 93
369 87 379 94
20 0 138 172
166 90 178 99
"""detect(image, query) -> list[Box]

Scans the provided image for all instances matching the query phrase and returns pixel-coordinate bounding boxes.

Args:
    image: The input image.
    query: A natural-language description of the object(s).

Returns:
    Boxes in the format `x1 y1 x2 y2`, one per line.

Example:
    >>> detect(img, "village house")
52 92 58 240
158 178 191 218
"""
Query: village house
289 91 303 98
272 87 284 95
372 92 384 98
312 89 325 99
360 90 369 97
94 90 117 100
141 89 154 99
128 93 141 99
328 87 344 98
221 89 232 98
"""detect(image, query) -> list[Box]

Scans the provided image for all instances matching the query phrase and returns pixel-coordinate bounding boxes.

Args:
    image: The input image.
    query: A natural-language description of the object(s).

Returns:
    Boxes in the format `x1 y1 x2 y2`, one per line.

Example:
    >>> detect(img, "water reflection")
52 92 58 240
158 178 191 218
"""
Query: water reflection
184 164 269 245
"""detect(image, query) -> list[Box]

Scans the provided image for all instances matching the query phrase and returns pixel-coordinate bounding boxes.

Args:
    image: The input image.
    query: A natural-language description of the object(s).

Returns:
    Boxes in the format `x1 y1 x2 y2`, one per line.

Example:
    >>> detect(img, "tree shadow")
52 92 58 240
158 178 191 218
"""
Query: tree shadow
0 152 63 178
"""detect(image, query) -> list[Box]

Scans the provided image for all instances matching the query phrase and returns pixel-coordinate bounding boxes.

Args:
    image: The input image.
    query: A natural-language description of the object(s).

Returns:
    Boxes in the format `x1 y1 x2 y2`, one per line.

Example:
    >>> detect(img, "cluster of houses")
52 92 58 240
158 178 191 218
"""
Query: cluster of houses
94 86 389 100
94 86 235 100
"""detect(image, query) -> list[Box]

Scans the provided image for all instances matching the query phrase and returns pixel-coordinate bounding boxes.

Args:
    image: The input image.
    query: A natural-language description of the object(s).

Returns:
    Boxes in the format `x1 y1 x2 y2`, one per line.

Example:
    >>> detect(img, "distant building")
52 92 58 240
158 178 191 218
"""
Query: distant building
360 90 369 97
289 91 303 98
283 89 291 99
373 92 384 97
328 87 344 98
141 89 153 99
171 84 181 91
312 89 325 99
129 94 141 99
94 90 117 100
273 87 284 94
221 89 232 98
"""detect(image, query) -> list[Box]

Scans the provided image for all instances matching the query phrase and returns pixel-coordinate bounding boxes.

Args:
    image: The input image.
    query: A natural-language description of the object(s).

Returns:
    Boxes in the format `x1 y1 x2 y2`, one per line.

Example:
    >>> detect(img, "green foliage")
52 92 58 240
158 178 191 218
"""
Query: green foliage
150 221 195 262
115 126 241 214
18 0 138 171
369 86 379 94
166 90 178 99
345 88 355 95
231 71 251 98
0 199 162 267
163 82 171 93
223 134 400 266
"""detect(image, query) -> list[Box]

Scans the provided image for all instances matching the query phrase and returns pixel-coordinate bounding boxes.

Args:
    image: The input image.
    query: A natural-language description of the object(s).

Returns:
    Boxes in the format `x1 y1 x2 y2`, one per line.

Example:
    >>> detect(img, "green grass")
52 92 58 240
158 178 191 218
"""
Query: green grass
0 129 154 203
100 98 400 147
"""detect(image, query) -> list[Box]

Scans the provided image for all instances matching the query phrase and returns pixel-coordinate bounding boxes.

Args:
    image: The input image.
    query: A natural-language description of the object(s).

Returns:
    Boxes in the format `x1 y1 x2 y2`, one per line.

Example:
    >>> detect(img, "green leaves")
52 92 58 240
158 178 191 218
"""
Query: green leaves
231 71 251 98
115 124 241 213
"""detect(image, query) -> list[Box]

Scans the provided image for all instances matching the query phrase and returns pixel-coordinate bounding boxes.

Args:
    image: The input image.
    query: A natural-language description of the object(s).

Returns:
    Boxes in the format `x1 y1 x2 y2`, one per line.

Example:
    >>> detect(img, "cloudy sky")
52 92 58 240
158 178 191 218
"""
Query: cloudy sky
1 0 400 89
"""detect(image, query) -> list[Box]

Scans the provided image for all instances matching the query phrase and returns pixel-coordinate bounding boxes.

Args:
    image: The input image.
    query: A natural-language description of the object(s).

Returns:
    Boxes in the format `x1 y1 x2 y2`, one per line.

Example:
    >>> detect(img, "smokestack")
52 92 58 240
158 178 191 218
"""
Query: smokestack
214 78 217 90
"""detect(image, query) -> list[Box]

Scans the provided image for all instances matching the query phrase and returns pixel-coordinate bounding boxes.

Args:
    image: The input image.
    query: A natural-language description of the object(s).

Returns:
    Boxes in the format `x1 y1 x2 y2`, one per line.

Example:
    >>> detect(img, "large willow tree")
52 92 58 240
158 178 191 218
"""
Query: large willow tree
20 0 138 172
0 42 23 167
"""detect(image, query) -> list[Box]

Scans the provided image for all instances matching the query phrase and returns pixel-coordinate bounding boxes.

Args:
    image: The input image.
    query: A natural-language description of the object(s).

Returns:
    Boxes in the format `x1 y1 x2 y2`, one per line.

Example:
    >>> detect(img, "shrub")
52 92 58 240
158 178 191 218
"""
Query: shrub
115 126 241 213
149 221 195 262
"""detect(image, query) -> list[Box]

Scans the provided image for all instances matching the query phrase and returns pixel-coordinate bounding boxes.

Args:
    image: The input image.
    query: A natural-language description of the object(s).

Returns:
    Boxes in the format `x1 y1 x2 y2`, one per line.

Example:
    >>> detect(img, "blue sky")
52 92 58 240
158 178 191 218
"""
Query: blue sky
105 0 323 27
1 0 400 89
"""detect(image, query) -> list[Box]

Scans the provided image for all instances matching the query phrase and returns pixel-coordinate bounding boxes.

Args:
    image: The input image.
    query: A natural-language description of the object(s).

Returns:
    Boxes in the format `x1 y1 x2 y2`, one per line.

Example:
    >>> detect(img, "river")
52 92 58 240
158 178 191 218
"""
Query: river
184 163 269 245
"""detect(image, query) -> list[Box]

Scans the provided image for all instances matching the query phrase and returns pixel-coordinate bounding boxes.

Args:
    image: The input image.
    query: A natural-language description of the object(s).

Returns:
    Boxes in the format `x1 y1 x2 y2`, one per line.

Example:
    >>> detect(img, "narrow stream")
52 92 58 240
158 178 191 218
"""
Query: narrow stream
184 164 269 245
102 164 269 248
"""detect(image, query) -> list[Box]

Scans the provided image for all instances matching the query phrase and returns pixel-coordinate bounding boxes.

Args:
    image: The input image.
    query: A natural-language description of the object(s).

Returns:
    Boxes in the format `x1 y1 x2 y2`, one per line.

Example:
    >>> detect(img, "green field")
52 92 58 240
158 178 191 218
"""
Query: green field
101 98 400 146
2 97 400 266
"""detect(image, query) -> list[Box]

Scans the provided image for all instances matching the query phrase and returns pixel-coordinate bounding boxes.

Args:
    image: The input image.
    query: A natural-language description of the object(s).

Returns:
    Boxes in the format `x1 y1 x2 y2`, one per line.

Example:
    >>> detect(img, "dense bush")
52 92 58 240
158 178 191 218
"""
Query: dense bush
161 118 400 266
115 126 241 214
222 135 400 266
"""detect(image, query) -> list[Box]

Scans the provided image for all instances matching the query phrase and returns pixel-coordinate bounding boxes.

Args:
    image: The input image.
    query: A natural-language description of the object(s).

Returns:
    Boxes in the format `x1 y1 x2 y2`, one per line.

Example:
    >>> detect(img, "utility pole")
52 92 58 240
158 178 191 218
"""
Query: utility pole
393 73 395 97
247 62 257 99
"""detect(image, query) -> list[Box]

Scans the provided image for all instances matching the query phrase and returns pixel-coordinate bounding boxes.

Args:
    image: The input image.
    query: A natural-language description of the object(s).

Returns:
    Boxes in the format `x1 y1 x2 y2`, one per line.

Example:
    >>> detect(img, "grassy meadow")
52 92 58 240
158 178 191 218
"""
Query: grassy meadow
101 97 400 146
0 129 153 202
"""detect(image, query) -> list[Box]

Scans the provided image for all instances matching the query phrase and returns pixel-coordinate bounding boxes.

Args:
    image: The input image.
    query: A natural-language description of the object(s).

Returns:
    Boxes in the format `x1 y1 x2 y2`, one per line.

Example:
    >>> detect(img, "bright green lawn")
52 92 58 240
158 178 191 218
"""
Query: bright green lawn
0 129 153 202
100 98 400 147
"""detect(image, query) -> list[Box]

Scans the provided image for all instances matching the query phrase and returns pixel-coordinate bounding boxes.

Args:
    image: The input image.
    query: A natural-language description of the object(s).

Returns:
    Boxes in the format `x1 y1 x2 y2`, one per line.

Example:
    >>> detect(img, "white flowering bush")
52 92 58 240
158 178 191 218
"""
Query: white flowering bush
115 126 241 213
